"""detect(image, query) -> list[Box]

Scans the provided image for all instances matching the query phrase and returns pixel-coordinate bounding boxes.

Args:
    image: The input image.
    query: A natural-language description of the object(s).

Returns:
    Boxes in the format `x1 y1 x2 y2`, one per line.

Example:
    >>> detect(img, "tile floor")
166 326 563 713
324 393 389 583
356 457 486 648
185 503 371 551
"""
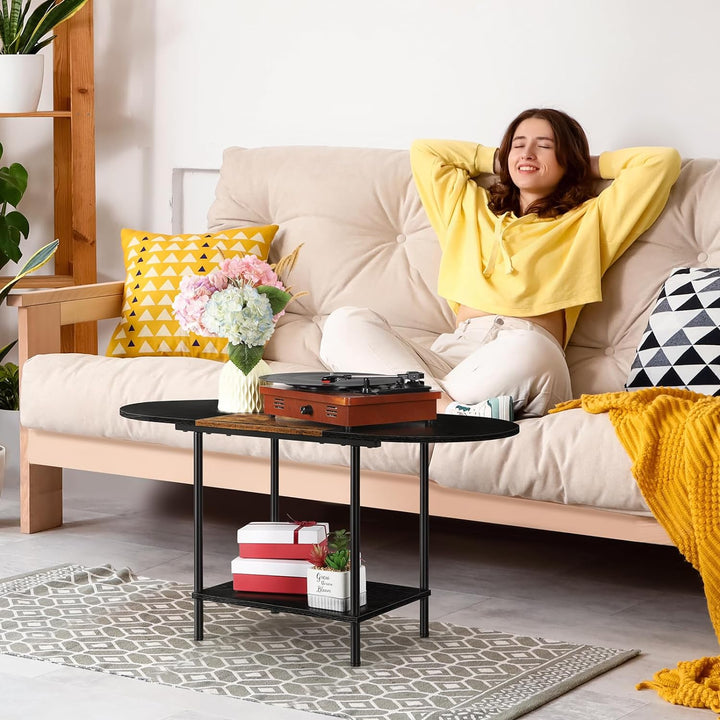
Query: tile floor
0 467 716 719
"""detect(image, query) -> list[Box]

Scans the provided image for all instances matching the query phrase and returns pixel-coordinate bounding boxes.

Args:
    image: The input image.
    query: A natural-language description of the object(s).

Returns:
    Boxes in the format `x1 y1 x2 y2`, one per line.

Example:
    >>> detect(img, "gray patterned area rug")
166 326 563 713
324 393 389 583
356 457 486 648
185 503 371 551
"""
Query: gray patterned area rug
0 564 639 720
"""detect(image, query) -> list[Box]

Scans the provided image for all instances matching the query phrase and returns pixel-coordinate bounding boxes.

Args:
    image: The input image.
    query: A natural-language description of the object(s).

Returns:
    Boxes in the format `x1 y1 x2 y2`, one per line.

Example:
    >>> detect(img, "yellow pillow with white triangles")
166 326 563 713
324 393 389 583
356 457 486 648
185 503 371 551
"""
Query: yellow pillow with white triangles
105 225 278 360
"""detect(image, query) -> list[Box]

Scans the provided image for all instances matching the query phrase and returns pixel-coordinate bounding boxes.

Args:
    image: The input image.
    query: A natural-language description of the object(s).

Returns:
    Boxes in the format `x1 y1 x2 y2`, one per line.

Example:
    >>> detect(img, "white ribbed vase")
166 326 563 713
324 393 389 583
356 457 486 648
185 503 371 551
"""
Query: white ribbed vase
217 358 270 413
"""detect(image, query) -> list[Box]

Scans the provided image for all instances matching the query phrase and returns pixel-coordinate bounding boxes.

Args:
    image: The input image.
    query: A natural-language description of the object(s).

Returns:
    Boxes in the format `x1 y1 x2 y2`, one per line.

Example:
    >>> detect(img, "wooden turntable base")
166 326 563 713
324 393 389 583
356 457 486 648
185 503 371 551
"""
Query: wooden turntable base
259 386 441 427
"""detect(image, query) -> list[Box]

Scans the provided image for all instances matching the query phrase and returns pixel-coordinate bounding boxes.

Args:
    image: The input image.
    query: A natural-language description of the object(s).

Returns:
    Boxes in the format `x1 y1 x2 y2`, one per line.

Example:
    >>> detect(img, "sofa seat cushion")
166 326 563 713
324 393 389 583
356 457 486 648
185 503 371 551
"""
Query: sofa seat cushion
20 354 427 477
21 354 647 513
428 410 645 512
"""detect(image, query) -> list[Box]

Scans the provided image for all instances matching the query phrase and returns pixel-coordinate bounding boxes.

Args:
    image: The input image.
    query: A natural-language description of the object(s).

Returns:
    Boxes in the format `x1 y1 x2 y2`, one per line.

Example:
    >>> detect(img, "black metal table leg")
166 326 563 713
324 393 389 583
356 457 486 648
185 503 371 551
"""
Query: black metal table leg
270 438 279 522
193 431 204 641
269 437 281 614
350 444 361 666
419 440 429 637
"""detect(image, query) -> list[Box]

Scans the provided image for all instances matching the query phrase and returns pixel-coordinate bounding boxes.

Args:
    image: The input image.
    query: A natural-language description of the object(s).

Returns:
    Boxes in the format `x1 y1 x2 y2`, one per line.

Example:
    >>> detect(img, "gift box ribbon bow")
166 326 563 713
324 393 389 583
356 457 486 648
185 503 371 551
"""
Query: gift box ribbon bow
292 520 317 543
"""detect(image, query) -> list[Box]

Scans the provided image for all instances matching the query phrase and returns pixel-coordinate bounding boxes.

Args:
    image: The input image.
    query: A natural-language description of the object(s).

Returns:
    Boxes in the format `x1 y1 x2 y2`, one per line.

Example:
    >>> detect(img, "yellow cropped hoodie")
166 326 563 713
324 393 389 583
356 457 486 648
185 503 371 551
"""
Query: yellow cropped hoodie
410 140 682 345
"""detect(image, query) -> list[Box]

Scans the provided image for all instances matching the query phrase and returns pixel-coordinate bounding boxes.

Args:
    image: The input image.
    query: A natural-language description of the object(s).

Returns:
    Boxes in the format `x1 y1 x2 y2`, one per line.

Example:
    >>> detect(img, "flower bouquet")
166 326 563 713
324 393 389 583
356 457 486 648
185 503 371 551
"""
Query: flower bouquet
173 246 303 412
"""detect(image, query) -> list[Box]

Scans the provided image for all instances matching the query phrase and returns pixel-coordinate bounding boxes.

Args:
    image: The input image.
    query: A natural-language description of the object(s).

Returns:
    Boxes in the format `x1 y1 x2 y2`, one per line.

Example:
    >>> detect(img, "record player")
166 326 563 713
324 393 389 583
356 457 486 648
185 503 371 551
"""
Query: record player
259 371 441 427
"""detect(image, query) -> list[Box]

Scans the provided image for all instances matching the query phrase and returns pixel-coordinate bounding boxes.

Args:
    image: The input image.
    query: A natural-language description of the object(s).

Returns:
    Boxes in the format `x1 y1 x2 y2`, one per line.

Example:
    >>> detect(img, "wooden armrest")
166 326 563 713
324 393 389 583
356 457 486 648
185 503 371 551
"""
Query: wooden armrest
10 281 124 364
8 281 124 309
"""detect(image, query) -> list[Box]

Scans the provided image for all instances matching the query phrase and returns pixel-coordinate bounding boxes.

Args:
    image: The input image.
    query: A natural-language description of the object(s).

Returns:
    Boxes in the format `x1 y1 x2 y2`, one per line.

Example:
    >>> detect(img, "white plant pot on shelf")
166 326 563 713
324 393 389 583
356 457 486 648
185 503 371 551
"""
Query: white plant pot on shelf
307 565 367 612
0 54 44 112
0 409 19 498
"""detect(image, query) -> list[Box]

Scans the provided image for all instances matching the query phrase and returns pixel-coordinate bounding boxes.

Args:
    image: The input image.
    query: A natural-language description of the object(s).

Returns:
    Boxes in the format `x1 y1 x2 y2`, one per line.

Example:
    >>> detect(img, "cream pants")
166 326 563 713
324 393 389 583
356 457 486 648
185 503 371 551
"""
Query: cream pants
319 307 573 417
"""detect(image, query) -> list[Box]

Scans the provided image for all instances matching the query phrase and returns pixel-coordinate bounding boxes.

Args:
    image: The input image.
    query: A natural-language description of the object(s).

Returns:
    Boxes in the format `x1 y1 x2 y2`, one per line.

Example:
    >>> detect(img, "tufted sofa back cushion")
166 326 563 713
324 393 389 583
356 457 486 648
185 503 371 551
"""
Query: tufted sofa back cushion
208 146 456 368
208 147 719 394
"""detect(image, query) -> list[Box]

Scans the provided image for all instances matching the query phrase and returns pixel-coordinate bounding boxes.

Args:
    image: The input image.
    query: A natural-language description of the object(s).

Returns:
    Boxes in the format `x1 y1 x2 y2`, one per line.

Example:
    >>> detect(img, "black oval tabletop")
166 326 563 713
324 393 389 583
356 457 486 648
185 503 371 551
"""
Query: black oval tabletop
120 399 518 444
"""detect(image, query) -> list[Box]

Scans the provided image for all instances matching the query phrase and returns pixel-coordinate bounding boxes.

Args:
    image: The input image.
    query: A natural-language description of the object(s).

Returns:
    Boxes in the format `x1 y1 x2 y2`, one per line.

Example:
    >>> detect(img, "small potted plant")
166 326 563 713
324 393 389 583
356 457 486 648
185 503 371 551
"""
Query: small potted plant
0 0 90 112
307 529 367 611
0 141 57 492
0 238 58 496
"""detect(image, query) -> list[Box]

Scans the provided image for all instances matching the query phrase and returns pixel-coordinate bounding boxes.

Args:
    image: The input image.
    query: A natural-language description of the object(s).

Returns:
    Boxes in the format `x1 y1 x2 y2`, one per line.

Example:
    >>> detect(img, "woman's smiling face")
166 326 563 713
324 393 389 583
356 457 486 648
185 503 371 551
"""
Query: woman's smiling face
507 117 566 207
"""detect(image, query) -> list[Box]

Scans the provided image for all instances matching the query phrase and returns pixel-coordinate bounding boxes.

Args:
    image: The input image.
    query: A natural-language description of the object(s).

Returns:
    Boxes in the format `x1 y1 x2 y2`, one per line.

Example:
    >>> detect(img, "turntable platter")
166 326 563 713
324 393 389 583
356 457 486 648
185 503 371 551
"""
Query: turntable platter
260 371 431 394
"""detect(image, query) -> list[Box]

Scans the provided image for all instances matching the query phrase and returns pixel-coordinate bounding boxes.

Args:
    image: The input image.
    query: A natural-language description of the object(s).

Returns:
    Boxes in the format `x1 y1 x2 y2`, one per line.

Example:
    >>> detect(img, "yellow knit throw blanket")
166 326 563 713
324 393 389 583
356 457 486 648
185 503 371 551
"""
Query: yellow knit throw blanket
551 387 720 714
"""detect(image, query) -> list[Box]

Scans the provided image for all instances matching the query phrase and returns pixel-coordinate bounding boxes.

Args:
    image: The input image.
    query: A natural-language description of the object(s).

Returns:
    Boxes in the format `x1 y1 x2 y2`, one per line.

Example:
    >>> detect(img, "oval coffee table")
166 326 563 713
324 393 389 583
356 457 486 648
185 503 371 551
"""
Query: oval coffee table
120 399 518 666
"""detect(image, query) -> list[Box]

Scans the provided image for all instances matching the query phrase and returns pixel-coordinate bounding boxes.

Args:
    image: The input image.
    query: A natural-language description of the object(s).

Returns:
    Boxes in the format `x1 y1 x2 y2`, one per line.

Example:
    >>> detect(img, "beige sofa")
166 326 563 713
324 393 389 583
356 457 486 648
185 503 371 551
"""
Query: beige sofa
14 145 717 541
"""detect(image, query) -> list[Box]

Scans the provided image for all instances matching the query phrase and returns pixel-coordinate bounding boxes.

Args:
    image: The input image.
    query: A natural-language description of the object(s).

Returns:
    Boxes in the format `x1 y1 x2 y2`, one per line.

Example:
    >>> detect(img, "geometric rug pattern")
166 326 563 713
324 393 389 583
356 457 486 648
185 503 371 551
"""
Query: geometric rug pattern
0 565 639 720
627 266 720 395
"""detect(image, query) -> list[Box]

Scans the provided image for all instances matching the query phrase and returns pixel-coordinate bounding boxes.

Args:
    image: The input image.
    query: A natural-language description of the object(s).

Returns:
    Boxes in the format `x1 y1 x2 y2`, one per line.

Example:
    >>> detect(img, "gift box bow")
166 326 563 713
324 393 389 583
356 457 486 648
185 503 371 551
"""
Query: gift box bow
292 520 319 543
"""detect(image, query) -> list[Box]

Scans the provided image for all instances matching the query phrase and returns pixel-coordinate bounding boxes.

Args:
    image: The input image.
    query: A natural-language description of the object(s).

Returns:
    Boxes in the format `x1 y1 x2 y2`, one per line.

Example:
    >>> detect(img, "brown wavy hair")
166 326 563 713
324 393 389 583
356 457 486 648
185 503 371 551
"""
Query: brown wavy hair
487 108 597 218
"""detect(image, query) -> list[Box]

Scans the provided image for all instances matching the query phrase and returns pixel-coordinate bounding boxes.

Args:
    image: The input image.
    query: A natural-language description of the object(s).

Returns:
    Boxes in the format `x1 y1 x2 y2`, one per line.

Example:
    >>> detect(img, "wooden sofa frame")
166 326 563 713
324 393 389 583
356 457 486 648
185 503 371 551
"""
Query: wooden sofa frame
10 283 671 544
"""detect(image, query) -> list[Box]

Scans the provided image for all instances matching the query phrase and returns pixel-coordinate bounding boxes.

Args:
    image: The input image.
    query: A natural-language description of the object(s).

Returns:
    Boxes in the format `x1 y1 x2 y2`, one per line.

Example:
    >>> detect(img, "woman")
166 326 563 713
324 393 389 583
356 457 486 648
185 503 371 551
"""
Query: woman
320 108 681 419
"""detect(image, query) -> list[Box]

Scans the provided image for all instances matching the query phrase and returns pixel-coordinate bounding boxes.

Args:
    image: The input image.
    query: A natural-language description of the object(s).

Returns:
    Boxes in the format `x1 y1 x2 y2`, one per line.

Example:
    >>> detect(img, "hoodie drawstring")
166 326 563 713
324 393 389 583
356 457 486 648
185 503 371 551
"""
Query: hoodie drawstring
483 212 515 277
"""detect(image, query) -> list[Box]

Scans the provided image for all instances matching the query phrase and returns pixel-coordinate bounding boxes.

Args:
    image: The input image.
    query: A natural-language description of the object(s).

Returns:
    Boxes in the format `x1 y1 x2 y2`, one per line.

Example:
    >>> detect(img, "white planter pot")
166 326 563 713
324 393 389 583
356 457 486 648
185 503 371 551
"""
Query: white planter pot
0 54 45 112
307 565 367 611
0 410 20 495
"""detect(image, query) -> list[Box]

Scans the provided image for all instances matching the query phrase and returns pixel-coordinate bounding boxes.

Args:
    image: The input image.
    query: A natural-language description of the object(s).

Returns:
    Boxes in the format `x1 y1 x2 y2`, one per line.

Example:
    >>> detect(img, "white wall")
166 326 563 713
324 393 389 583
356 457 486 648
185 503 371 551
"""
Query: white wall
1 0 719 353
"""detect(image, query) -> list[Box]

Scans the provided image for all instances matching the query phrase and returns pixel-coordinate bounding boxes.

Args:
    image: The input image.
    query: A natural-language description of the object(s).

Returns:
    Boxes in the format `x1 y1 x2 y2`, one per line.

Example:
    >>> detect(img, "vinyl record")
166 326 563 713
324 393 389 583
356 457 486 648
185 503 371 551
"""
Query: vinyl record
260 371 430 392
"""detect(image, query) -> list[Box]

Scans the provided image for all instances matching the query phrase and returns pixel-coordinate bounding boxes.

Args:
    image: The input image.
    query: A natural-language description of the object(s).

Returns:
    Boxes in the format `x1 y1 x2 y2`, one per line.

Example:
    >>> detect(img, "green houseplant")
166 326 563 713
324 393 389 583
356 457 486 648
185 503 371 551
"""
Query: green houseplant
0 141 29 271
1 141 58 408
0 142 57 496
0 0 89 112
0 238 58 499
0 0 89 55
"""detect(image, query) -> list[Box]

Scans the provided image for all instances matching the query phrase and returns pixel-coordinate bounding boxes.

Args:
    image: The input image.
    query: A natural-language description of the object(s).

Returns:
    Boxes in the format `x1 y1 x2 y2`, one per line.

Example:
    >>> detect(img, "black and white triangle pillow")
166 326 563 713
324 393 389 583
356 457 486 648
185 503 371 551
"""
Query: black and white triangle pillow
626 267 720 396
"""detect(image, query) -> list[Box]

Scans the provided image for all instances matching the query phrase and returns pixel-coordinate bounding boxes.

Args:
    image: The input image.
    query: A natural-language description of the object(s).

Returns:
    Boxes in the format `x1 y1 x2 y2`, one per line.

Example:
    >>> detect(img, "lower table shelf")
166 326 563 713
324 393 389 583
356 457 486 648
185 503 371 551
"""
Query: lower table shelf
195 580 431 623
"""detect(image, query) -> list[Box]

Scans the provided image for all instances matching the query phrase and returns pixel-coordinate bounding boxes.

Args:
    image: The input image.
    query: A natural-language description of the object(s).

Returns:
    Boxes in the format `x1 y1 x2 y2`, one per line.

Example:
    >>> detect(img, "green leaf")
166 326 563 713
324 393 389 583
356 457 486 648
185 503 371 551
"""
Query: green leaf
4 210 28 238
0 163 28 207
0 361 19 410
28 33 53 53
0 216 23 267
0 339 17 364
0 238 58 305
3 0 31 49
329 529 350 552
18 0 30 28
1 0 9 47
257 285 291 315
15 0 87 54
10 0 54 52
227 342 264 375
325 549 349 571
8 0 21 39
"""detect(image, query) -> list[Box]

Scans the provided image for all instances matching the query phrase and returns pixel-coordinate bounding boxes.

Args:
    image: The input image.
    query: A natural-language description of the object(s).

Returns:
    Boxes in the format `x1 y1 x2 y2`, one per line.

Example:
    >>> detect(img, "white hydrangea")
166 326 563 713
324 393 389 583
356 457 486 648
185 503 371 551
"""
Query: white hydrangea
203 284 275 348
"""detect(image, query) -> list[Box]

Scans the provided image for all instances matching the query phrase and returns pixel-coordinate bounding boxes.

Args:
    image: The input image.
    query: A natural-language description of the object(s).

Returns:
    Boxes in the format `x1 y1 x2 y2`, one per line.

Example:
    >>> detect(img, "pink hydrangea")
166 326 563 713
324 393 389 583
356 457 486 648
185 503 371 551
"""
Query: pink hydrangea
219 255 285 290
172 275 219 335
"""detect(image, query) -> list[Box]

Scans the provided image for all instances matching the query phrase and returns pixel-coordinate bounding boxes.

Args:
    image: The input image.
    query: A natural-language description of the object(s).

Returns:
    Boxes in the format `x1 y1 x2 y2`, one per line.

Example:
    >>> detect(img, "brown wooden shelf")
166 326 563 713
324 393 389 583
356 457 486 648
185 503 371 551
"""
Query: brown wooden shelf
0 111 72 118
0 274 74 289
1 2 96 355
